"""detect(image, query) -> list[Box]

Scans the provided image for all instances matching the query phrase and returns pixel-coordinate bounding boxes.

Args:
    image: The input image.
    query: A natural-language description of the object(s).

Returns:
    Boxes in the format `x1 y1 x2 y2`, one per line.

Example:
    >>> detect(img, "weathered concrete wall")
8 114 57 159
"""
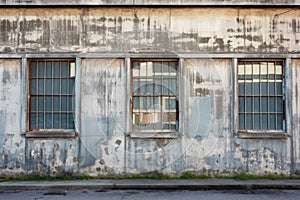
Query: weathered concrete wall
0 59 25 175
0 7 299 54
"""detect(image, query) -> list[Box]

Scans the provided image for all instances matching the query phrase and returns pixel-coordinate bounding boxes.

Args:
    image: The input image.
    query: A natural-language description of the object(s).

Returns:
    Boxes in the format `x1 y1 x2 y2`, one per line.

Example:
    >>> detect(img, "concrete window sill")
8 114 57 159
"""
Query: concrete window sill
129 132 181 139
24 131 78 138
237 132 291 139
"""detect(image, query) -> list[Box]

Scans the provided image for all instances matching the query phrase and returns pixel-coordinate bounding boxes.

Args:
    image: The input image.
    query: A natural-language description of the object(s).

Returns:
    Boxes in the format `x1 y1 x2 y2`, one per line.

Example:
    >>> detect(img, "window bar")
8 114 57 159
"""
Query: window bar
43 61 46 129
67 61 70 129
36 61 40 129
59 61 62 129
51 61 54 129
267 62 270 130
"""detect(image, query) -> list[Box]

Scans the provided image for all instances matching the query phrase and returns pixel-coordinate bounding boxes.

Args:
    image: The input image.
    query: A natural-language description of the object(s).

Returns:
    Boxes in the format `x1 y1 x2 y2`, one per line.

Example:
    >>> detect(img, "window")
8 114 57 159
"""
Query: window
28 59 75 130
131 59 178 131
238 60 285 131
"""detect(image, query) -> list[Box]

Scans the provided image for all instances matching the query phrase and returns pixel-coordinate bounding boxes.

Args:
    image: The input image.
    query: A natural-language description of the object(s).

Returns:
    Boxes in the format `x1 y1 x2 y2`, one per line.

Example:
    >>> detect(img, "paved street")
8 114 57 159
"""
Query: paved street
0 189 300 200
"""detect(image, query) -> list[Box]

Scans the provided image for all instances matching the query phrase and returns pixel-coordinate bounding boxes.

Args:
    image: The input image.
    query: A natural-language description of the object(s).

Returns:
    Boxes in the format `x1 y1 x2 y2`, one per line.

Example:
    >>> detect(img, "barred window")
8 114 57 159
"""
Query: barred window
238 60 285 131
29 59 75 130
131 59 178 131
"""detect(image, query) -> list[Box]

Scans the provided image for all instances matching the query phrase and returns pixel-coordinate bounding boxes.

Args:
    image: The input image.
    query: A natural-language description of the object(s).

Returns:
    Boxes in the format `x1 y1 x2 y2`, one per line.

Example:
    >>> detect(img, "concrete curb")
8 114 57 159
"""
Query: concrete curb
1 179 300 191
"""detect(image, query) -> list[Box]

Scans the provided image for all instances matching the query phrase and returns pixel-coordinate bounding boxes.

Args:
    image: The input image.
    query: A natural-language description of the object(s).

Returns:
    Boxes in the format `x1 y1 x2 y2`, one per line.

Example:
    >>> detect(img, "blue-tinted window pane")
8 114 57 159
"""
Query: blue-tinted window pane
54 62 60 78
277 114 283 130
53 96 60 111
133 80 139 94
38 62 44 77
30 113 37 129
45 96 52 111
277 97 283 112
269 82 275 95
140 97 146 110
69 113 75 129
53 113 60 128
61 79 68 94
245 83 252 95
45 113 52 129
245 114 253 129
269 114 276 129
38 97 44 111
61 114 67 129
245 97 253 112
254 97 260 112
269 97 275 112
53 79 60 94
163 79 169 94
239 97 245 112
38 113 44 128
239 82 245 94
253 82 260 95
261 97 268 112
69 79 75 94
162 62 169 74
38 79 44 94
30 80 37 94
261 82 268 95
155 79 162 94
61 62 68 77
46 62 52 77
30 62 37 78
133 97 139 109
253 114 261 129
139 83 146 95
61 96 67 111
30 96 37 112
276 82 282 95
169 79 176 95
45 79 52 94
262 114 268 129
69 96 74 112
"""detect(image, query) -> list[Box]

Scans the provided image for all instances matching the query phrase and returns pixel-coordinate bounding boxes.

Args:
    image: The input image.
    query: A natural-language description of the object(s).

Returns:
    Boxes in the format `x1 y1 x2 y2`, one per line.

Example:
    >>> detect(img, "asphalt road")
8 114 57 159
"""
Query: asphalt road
0 189 300 200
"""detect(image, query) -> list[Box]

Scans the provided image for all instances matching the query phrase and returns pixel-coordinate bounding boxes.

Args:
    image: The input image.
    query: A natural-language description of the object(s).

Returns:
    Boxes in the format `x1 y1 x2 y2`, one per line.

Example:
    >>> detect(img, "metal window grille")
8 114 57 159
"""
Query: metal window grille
131 60 178 131
238 60 284 131
29 59 75 130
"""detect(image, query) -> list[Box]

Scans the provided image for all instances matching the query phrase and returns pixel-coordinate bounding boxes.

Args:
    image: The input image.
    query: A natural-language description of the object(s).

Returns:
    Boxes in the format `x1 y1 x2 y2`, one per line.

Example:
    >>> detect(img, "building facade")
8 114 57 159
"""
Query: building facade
0 0 300 177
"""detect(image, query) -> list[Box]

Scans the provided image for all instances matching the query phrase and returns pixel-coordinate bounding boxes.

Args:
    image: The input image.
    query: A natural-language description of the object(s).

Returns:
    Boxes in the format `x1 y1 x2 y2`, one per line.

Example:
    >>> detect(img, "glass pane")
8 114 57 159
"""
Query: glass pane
269 82 275 95
269 97 275 112
30 113 37 129
245 62 252 75
238 63 244 75
253 114 261 129
46 62 52 77
153 62 162 77
38 113 44 129
61 79 68 94
276 62 282 74
245 82 252 95
261 82 268 95
155 79 162 94
277 97 283 112
53 96 60 111
54 62 60 78
53 113 60 129
253 82 260 95
139 82 146 95
38 62 44 77
269 114 276 129
239 97 245 112
69 96 74 112
253 62 260 75
148 82 154 95
276 82 282 95
38 79 44 94
133 96 139 109
45 79 52 94
170 62 177 76
140 62 147 77
262 114 268 129
30 62 37 78
254 97 260 112
245 114 253 129
245 97 253 112
268 62 275 74
61 96 67 111
238 82 245 94
45 96 52 111
261 97 268 112
45 113 52 129
132 61 139 77
38 96 44 111
30 96 37 112
53 79 60 94
261 62 268 74
69 113 75 129
69 79 75 94
163 79 169 94
140 97 146 110
30 79 37 94
169 79 176 95
162 62 169 74
277 114 283 130
61 113 67 129
133 80 139 94
147 96 154 110
61 62 68 77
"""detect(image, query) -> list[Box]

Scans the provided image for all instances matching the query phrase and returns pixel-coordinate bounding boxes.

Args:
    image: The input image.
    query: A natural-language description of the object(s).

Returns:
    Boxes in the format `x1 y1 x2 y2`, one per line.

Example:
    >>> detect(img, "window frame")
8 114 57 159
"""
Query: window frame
130 58 179 133
27 58 76 133
236 59 289 138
